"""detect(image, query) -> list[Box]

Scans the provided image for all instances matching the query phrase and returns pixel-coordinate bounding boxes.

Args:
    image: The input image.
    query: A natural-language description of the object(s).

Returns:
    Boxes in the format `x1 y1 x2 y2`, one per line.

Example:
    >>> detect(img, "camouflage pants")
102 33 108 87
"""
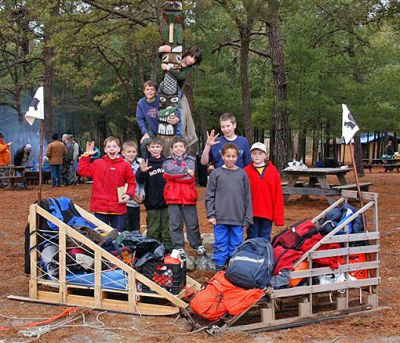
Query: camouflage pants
61 162 75 185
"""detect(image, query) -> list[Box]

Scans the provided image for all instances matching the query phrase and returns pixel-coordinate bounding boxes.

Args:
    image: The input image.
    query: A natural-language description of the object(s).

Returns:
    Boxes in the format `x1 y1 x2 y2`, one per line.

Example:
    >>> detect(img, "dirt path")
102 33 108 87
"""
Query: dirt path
0 171 399 342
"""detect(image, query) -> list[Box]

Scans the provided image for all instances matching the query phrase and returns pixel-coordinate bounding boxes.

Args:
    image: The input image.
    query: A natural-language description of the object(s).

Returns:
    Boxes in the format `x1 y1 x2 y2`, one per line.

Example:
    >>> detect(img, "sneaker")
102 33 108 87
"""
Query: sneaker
177 248 187 262
196 245 206 255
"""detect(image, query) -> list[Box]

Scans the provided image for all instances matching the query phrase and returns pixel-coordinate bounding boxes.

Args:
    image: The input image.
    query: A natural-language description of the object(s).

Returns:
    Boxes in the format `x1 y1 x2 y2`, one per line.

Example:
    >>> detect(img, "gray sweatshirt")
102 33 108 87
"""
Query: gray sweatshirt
205 167 253 227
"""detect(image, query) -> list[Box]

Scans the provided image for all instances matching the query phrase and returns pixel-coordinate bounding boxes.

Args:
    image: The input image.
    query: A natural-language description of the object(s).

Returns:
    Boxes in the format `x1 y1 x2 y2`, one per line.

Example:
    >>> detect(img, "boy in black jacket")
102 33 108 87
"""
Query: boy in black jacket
136 137 172 250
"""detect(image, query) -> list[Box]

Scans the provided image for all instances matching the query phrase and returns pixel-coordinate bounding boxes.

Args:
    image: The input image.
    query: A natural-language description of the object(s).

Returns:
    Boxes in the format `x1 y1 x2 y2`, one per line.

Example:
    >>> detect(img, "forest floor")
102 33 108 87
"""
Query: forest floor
0 169 399 342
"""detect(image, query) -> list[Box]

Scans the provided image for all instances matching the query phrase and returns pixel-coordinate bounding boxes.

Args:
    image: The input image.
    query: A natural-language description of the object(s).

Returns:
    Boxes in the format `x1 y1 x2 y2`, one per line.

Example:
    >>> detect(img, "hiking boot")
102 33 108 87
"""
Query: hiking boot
196 245 206 255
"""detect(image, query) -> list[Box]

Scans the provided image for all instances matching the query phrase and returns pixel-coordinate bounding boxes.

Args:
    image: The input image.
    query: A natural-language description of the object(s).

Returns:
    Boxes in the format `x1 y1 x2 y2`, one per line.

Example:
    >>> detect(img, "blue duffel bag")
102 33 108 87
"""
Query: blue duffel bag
225 238 275 289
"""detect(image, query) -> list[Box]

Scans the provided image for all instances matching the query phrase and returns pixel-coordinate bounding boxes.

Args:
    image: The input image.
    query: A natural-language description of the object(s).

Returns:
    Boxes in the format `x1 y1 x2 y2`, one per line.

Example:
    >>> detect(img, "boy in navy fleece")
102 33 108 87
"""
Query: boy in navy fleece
136 137 172 249
200 112 251 171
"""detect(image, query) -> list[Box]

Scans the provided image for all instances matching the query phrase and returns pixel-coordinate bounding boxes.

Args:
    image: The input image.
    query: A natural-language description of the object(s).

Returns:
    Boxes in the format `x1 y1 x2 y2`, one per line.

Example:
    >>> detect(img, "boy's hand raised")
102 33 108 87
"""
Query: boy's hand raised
140 159 152 172
206 130 219 147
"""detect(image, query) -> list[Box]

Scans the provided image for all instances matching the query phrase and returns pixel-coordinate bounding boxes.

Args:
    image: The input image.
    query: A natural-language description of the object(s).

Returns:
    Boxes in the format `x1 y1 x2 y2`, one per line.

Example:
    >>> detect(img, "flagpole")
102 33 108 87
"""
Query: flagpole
38 81 45 203
349 141 367 229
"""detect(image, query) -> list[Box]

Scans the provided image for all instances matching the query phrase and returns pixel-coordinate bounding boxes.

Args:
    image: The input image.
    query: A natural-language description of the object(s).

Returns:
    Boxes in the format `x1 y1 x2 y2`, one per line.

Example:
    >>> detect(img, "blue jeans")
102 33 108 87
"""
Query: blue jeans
247 217 273 241
50 164 61 186
95 213 125 232
213 224 243 267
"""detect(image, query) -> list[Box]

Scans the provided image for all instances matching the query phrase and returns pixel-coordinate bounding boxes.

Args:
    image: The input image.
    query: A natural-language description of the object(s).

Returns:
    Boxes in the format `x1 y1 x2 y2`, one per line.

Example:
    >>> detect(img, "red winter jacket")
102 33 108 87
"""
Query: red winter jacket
163 155 197 205
244 162 284 226
77 155 136 214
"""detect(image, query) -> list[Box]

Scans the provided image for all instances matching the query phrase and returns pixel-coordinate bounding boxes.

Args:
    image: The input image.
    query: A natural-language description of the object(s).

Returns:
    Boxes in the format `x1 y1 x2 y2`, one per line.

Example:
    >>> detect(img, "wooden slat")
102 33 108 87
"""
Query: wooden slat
294 200 375 267
272 277 380 298
341 190 377 201
289 261 380 279
74 204 114 234
324 232 379 243
58 229 67 303
310 245 379 259
282 187 339 196
311 197 345 223
29 204 38 299
94 250 102 308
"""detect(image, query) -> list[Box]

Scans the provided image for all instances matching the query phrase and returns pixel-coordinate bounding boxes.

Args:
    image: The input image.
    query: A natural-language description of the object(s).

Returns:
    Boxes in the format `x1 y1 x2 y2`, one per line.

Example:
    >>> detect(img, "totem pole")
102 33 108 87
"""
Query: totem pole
157 1 184 136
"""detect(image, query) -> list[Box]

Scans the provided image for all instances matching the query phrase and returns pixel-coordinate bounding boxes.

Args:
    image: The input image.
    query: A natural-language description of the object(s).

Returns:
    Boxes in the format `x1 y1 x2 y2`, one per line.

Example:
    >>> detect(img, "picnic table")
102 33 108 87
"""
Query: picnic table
282 167 371 204
363 158 400 172
0 165 26 188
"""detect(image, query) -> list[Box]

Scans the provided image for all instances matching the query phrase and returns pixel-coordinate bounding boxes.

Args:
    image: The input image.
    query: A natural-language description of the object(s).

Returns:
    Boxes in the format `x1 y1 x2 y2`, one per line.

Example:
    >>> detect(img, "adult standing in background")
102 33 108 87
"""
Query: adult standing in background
13 143 32 189
46 133 67 187
61 133 74 186
70 135 80 184
14 144 32 167
0 133 13 166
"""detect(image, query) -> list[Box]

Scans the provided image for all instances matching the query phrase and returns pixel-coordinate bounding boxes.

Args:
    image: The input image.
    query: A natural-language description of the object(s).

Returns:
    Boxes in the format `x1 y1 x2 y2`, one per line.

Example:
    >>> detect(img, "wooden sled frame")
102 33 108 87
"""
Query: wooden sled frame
9 203 201 316
223 190 381 332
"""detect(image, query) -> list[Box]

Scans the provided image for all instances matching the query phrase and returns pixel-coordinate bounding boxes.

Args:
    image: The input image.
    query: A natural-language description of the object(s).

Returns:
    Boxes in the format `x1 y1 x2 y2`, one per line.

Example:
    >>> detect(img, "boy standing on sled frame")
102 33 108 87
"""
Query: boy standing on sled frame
163 137 206 258
77 136 136 231
244 142 284 241
205 143 253 270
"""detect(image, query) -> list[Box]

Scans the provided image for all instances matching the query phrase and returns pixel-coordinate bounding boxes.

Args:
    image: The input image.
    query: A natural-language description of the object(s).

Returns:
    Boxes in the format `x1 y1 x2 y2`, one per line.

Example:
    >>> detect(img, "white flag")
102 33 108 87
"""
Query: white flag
342 104 359 144
25 86 44 126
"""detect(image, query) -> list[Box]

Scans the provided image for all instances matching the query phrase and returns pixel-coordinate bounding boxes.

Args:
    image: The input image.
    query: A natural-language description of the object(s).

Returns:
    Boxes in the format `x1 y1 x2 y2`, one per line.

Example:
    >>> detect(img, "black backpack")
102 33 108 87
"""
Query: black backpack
225 238 275 289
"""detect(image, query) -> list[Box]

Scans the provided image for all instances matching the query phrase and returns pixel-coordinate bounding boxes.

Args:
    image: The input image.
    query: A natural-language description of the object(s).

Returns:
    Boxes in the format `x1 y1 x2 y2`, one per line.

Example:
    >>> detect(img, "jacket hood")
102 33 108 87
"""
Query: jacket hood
102 154 126 164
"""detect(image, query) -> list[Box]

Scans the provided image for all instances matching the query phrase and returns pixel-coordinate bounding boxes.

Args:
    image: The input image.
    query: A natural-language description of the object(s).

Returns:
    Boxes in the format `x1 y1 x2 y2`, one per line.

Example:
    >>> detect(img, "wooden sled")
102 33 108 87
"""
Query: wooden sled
9 202 201 316
218 190 381 332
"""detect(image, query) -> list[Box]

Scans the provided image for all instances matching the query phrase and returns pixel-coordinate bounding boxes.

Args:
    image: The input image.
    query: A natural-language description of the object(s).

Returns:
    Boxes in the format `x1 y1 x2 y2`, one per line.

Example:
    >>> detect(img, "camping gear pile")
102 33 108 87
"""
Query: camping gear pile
189 204 367 322
27 197 187 294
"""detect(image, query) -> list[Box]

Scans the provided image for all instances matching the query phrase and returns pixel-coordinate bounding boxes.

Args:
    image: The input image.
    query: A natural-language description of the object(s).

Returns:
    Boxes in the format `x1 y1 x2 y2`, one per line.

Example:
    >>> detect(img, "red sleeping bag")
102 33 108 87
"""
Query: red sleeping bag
190 271 264 321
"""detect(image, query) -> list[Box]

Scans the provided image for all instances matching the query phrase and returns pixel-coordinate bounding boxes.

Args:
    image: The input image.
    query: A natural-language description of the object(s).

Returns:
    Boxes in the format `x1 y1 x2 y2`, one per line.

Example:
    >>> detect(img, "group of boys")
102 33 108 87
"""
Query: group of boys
77 111 284 270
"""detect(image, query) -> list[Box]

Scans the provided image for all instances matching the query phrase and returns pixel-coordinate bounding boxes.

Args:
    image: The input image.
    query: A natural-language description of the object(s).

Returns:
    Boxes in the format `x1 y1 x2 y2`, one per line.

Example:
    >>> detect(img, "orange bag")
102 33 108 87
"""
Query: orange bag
189 271 264 321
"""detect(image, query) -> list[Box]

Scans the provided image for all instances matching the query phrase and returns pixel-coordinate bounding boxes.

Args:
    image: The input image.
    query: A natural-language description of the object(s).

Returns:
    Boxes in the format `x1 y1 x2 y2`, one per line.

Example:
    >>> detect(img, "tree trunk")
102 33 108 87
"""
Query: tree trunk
298 126 306 161
238 26 253 142
266 0 292 171
43 34 56 140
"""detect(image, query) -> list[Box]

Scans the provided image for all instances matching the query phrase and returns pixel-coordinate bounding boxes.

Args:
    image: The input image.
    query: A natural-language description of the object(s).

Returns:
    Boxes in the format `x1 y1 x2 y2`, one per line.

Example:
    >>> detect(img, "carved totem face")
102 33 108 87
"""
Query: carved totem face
159 94 179 110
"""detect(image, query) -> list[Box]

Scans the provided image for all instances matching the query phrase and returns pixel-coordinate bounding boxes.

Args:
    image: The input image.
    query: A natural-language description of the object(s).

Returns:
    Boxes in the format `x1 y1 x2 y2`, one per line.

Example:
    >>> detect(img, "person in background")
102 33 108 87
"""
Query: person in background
384 140 395 157
0 133 13 166
244 142 284 241
13 143 32 189
70 135 80 184
61 133 74 186
46 133 67 187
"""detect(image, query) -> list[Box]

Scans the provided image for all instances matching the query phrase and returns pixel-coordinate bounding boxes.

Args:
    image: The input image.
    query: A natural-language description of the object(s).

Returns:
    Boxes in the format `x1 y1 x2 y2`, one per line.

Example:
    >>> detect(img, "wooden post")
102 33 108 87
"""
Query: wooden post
349 142 367 229
29 205 38 299
38 81 45 203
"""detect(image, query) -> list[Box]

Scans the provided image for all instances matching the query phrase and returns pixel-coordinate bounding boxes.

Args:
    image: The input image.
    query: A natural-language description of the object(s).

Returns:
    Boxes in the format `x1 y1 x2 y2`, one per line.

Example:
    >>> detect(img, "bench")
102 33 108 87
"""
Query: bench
332 182 372 191
281 180 307 187
383 164 400 173
0 176 24 187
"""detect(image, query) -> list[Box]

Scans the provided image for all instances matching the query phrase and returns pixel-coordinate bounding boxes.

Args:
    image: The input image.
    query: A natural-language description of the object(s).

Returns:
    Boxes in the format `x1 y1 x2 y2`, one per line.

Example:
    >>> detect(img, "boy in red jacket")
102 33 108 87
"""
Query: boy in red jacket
163 137 205 257
244 142 284 241
77 136 136 231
